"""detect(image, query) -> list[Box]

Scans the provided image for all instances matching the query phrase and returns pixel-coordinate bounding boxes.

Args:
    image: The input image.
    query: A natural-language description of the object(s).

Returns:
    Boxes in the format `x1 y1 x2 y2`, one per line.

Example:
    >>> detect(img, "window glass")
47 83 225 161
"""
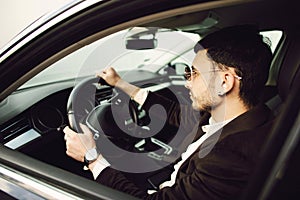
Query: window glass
166 30 283 76
260 30 283 53
19 29 282 90
19 28 200 90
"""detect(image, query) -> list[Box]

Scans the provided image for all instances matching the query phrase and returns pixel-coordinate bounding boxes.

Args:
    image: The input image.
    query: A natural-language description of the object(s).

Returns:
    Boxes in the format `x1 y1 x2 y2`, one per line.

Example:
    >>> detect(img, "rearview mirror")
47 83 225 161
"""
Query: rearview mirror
125 27 158 50
126 38 157 50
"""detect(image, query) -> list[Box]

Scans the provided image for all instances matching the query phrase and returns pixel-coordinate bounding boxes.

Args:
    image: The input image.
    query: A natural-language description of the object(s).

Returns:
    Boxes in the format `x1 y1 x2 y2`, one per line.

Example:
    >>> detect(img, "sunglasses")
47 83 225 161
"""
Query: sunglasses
184 66 199 81
184 66 242 81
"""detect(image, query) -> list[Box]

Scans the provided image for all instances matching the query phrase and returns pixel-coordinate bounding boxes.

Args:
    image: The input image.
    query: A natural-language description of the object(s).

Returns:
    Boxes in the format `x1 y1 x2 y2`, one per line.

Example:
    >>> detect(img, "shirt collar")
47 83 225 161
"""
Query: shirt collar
201 117 234 134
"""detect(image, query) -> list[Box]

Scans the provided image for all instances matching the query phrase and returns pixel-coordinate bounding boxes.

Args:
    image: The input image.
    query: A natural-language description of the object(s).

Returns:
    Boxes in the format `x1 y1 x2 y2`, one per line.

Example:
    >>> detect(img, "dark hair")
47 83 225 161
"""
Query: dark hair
194 25 273 108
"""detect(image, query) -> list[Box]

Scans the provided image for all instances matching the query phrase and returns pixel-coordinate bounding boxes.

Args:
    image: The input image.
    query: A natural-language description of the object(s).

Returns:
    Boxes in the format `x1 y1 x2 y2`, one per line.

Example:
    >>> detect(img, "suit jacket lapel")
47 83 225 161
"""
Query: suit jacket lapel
181 104 273 166
218 104 273 141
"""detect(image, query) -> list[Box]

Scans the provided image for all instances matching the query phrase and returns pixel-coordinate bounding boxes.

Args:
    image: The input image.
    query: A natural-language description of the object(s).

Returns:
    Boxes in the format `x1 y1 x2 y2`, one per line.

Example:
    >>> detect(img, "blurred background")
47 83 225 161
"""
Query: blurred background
0 0 71 48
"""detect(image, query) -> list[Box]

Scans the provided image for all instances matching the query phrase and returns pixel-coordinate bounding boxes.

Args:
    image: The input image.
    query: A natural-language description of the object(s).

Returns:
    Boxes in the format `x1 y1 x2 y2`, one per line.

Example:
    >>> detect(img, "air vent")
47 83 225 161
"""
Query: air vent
0 118 31 143
96 88 113 102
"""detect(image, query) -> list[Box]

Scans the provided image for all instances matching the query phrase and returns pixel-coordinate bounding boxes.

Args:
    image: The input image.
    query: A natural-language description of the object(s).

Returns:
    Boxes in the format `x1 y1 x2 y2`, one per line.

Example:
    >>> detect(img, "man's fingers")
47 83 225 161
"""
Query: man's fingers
63 126 72 134
63 126 69 140
79 123 93 135
63 126 77 141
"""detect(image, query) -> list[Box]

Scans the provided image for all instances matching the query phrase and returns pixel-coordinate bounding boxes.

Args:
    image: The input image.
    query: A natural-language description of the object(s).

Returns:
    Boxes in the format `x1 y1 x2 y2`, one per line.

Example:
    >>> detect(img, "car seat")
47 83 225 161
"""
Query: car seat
241 30 300 200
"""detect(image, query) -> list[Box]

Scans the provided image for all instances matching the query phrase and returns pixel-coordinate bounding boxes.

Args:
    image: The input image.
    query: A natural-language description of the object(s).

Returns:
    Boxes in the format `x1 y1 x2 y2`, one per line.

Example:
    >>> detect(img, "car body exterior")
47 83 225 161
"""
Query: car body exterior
0 0 299 199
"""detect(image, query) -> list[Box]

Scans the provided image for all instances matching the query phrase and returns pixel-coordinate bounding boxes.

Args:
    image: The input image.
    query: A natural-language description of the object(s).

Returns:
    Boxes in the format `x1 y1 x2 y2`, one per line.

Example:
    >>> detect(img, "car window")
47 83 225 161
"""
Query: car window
260 30 282 53
164 30 283 75
19 27 200 90
18 29 282 90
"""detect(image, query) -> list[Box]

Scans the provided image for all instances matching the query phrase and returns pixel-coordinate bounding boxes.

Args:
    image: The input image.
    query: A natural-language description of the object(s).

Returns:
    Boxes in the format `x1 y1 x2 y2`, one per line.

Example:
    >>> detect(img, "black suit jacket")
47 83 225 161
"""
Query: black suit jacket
96 92 274 200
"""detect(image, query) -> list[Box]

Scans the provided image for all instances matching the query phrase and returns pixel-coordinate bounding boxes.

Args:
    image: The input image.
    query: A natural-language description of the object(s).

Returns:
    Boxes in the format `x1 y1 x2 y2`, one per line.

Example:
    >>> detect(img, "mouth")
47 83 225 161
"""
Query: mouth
189 92 194 100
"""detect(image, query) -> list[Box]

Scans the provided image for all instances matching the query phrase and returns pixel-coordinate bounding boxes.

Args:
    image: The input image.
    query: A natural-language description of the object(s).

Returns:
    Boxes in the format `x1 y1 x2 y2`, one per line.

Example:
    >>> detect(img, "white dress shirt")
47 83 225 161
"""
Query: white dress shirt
158 117 233 189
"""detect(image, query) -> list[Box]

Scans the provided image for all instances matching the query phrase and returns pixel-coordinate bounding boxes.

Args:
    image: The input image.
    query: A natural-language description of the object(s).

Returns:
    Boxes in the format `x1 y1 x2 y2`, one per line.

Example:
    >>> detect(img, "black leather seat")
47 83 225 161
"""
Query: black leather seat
242 30 300 200
264 30 300 114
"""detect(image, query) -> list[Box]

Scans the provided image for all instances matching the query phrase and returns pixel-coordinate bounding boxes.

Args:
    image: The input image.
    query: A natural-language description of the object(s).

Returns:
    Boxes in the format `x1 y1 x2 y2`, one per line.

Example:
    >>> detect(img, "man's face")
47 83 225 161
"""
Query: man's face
185 49 222 111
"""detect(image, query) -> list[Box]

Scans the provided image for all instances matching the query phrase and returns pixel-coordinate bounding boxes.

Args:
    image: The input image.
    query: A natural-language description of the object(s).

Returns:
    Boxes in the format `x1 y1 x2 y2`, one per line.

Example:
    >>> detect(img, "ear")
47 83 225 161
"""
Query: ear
220 72 235 94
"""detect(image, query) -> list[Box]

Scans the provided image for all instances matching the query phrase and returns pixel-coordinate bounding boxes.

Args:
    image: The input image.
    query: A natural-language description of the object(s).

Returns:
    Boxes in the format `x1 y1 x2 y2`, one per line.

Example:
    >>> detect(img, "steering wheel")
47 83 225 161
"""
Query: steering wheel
67 76 180 164
67 76 141 138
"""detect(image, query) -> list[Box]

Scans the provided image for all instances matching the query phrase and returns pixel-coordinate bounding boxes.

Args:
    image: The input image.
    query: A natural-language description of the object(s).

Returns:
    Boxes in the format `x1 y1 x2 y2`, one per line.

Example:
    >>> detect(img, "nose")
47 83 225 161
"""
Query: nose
185 80 191 89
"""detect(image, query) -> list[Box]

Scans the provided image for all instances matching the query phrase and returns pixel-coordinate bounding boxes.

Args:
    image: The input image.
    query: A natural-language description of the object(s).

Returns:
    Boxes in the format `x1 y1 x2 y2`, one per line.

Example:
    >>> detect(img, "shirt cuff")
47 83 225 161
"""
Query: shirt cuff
90 156 111 180
132 88 148 106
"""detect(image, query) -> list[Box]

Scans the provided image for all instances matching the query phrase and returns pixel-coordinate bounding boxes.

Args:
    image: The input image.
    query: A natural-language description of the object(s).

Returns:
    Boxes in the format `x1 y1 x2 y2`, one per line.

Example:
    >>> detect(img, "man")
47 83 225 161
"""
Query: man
64 25 274 199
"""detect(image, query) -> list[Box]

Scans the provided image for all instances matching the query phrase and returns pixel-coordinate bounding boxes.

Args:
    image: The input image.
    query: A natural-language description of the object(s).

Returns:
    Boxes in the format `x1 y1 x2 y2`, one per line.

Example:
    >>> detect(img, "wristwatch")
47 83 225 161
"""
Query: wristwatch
84 148 98 165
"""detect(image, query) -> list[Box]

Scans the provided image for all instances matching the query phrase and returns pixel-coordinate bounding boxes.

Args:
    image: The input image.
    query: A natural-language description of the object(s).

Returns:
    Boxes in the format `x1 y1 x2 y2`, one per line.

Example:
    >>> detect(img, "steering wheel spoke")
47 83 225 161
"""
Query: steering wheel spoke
67 77 143 140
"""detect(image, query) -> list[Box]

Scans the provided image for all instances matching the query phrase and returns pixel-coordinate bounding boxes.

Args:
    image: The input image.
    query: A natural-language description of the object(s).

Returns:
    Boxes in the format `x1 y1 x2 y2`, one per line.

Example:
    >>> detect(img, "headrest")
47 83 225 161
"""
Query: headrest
277 34 300 101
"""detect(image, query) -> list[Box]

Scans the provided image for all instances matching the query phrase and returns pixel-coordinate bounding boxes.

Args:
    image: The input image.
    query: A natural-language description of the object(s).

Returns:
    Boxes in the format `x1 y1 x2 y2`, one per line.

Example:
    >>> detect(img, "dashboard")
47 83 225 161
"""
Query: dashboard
0 70 189 176
0 89 70 149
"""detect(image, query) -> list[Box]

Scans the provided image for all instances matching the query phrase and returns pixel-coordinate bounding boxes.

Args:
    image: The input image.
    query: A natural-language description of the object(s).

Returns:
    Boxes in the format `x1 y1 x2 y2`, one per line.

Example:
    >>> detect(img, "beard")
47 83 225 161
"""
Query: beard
191 75 221 112
192 90 215 112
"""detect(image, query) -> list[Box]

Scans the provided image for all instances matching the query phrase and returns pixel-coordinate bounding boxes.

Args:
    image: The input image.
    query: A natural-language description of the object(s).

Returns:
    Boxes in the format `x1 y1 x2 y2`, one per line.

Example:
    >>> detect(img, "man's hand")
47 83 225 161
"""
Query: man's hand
97 67 142 103
97 66 121 87
63 124 96 162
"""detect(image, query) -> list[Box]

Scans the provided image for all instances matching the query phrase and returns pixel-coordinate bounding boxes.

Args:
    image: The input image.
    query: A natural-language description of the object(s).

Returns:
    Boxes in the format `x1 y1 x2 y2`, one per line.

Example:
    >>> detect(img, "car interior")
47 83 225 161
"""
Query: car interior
0 0 299 199
242 30 300 200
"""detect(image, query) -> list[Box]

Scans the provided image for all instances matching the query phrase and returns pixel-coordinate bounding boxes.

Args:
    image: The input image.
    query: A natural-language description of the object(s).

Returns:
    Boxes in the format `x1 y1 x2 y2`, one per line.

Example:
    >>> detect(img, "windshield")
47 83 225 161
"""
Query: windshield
18 28 282 90
19 28 200 89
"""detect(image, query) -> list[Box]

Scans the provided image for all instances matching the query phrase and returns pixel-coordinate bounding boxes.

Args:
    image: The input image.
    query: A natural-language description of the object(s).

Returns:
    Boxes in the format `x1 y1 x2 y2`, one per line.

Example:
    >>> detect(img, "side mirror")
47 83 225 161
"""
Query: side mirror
163 62 188 76
173 62 188 75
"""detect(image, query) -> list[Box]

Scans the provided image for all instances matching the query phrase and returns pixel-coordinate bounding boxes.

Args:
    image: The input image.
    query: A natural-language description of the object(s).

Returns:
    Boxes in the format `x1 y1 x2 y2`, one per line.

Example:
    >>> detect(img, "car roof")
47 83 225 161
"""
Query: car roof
1 0 298 59
0 0 87 60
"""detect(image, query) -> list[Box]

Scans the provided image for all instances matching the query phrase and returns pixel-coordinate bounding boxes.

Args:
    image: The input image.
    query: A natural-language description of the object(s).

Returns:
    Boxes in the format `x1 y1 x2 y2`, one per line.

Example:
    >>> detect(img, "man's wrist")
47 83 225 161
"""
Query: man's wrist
89 154 111 179
87 156 98 170
84 148 98 166
115 78 127 89
130 88 140 100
